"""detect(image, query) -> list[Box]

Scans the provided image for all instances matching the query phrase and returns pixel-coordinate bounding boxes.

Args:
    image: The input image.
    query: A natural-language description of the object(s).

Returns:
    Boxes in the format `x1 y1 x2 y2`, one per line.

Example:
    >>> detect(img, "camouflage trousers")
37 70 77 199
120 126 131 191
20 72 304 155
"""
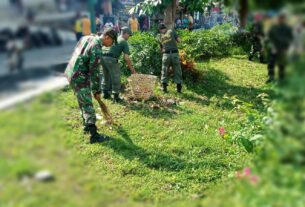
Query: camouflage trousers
161 53 183 84
71 80 96 126
101 57 121 94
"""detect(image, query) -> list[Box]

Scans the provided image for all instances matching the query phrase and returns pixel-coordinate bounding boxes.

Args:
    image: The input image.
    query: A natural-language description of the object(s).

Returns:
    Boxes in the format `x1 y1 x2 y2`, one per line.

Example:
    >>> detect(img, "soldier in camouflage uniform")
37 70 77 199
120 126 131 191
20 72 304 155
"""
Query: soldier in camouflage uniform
158 23 183 93
249 19 265 63
266 14 293 83
65 28 117 144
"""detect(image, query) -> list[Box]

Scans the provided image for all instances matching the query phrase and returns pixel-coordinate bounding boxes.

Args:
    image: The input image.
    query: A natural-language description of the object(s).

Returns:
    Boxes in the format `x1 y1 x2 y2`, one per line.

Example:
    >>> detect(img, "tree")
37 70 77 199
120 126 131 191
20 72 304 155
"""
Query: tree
132 0 176 29
134 0 304 30
163 0 178 28
239 0 248 29
132 0 208 29
179 0 209 13
224 0 305 29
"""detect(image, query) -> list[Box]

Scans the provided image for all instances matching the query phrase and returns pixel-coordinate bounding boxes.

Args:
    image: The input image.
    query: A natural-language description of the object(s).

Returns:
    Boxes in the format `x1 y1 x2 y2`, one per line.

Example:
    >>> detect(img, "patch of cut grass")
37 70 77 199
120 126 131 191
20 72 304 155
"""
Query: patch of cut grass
0 57 271 206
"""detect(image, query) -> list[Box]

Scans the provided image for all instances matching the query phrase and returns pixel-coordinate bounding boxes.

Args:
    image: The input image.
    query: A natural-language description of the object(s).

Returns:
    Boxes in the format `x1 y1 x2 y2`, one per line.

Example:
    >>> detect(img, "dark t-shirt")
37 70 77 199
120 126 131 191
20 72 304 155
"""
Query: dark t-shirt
251 22 264 38
268 24 293 51
102 36 130 59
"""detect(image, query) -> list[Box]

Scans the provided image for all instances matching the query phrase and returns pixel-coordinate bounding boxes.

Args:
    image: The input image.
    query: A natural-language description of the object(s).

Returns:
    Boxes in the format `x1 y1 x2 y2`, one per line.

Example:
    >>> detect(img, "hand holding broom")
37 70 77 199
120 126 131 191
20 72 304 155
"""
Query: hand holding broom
94 93 113 125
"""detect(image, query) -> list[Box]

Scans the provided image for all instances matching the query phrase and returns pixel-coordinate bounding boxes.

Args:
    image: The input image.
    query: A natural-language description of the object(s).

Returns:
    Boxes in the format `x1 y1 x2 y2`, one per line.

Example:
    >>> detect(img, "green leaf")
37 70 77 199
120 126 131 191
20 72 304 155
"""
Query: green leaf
247 114 255 122
239 137 254 153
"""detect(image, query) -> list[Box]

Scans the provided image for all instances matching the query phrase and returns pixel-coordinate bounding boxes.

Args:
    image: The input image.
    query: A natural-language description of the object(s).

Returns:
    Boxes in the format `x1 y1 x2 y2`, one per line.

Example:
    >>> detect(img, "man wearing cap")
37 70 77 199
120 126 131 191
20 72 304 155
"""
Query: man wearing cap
158 23 183 93
65 28 117 144
101 26 137 103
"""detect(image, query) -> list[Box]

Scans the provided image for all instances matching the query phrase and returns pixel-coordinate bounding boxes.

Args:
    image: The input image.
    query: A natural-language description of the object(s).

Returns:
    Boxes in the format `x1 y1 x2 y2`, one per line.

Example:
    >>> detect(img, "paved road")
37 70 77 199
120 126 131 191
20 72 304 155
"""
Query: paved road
0 1 78 109
0 43 75 110
0 43 74 76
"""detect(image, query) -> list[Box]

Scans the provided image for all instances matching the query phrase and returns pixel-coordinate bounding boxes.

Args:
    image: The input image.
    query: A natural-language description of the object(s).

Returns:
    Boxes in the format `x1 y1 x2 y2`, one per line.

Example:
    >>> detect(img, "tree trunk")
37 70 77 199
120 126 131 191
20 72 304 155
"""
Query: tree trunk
88 0 96 33
239 0 248 29
102 0 112 15
164 0 178 29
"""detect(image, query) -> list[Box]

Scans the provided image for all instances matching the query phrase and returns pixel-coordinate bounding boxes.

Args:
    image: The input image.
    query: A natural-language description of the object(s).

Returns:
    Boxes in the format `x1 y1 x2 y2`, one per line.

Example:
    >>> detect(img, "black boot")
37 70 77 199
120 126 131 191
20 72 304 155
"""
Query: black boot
177 84 182 93
113 93 123 103
279 65 285 82
161 83 168 93
87 124 109 144
265 77 274 84
83 125 90 134
103 90 111 99
259 54 265 63
248 55 253 61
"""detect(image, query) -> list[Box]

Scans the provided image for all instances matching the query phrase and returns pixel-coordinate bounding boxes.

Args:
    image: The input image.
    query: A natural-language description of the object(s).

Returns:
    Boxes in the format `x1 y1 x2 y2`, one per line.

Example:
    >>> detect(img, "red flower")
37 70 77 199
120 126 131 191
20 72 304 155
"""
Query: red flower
235 167 260 186
243 167 251 177
218 127 226 137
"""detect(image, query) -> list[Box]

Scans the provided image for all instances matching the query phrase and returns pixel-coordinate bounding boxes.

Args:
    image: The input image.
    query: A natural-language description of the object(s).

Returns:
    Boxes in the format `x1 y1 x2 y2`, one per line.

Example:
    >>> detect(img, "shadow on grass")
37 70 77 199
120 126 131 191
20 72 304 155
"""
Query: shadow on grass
182 67 274 111
121 96 193 120
103 126 229 173
103 126 185 172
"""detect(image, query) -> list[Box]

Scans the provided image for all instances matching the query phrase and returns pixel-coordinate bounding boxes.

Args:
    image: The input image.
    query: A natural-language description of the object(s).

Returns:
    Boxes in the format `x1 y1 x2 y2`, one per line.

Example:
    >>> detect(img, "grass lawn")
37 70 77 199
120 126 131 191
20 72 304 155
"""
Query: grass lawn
0 57 272 207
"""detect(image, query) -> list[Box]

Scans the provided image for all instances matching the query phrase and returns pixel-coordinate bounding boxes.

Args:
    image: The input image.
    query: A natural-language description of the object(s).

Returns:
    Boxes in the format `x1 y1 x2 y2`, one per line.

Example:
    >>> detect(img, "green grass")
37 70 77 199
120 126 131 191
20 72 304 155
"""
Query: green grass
0 57 272 207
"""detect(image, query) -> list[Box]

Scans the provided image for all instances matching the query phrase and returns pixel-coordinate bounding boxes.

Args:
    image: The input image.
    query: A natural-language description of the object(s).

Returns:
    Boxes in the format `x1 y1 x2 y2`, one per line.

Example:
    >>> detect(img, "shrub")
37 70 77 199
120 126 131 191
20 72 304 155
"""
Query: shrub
178 24 241 60
120 32 162 76
203 56 305 206
231 29 251 54
120 24 248 77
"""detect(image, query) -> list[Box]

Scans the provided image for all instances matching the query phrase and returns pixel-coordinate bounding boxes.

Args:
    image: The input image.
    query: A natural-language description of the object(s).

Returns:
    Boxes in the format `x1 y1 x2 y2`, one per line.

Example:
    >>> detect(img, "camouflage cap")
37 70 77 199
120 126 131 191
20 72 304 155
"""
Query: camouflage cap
103 28 118 44
121 26 132 36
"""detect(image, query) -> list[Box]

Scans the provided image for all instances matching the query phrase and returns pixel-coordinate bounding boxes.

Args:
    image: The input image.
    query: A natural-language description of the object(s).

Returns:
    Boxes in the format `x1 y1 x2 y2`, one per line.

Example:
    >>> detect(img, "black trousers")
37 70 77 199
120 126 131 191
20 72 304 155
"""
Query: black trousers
267 52 286 80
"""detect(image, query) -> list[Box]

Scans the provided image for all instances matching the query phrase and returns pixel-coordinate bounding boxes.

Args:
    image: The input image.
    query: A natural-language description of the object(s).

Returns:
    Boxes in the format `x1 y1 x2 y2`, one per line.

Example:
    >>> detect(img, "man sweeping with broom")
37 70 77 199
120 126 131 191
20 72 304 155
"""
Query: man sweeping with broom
65 28 117 144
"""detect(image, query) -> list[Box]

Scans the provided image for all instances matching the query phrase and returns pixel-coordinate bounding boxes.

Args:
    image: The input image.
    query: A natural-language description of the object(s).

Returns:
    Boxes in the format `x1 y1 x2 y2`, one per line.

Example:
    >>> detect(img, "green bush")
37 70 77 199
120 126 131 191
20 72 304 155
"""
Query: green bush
231 30 251 55
202 56 305 207
179 24 240 60
120 32 162 76
120 24 248 75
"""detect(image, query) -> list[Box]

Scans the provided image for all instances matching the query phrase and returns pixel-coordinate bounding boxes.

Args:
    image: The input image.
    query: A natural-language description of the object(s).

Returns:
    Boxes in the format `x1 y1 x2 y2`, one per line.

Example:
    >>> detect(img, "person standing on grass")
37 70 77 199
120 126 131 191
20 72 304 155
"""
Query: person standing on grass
101 27 137 103
158 23 183 93
104 19 114 30
188 14 194 31
128 14 139 33
176 18 182 29
6 33 24 73
81 14 91 36
65 28 117 144
95 16 102 33
248 16 265 63
74 11 82 41
266 13 293 83
182 15 189 29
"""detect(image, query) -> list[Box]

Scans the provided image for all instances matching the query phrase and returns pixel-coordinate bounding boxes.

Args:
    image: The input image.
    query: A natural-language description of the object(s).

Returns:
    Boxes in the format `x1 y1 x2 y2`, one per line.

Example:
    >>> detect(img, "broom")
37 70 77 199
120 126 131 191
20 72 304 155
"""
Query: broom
95 96 113 125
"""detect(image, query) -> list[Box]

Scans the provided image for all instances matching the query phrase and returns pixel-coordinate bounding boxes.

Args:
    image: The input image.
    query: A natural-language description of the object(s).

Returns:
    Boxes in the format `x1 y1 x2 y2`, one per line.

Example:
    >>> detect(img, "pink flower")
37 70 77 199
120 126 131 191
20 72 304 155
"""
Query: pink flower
218 127 226 137
235 167 251 179
249 175 259 185
243 167 251 177
235 167 260 186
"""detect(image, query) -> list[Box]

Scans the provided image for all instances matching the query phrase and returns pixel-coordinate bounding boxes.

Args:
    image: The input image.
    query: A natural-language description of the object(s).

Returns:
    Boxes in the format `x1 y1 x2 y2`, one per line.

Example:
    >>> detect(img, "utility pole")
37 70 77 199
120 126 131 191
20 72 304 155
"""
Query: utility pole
88 0 96 33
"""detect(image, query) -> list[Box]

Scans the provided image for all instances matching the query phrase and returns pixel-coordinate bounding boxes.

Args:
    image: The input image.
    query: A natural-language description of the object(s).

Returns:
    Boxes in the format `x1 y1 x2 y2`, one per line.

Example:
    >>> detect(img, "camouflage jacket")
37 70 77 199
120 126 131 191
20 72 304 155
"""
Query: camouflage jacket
65 35 102 94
